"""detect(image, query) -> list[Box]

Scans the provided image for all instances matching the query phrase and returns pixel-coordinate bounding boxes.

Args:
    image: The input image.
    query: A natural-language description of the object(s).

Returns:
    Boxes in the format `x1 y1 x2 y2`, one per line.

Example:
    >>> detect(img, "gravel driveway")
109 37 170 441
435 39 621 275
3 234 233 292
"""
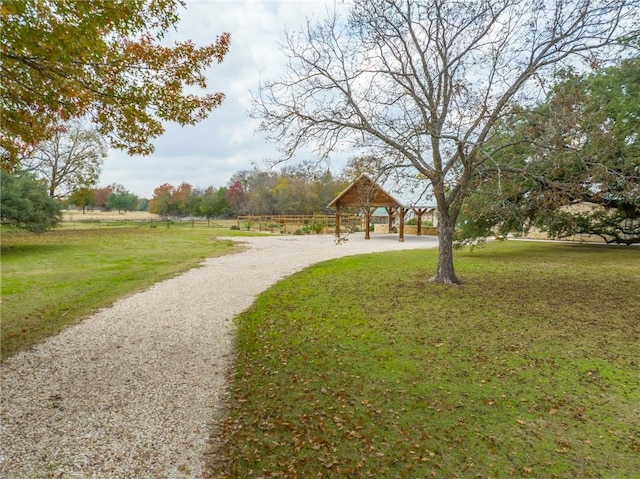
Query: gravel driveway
1 233 438 478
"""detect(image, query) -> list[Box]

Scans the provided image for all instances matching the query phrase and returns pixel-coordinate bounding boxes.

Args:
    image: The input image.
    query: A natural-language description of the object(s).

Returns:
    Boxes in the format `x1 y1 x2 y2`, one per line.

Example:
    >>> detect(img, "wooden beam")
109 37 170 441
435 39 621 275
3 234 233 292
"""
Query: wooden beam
397 207 409 242
328 174 404 209
385 207 395 233
412 207 428 236
364 207 374 240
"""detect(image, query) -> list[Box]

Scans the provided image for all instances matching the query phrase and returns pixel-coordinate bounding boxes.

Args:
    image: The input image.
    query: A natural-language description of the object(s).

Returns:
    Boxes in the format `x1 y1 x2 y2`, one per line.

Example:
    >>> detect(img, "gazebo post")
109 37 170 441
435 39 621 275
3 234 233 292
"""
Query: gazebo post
385 207 395 234
413 207 426 236
364 208 372 240
398 207 409 242
334 206 342 237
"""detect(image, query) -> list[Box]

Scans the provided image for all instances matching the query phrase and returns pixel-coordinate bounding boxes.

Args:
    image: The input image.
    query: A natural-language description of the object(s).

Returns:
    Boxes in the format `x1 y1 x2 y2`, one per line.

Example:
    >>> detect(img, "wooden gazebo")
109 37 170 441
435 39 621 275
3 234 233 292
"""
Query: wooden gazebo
328 174 411 241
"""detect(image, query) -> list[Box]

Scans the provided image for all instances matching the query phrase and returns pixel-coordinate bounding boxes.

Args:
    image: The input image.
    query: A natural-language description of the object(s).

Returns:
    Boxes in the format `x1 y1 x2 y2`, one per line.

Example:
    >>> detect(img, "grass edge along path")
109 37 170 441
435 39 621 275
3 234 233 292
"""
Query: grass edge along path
0 227 255 359
208 241 640 479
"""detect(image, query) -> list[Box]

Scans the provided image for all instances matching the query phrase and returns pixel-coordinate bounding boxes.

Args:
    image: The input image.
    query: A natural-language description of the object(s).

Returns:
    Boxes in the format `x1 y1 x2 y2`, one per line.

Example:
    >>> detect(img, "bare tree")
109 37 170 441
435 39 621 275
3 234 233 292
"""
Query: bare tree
22 121 106 198
253 0 638 283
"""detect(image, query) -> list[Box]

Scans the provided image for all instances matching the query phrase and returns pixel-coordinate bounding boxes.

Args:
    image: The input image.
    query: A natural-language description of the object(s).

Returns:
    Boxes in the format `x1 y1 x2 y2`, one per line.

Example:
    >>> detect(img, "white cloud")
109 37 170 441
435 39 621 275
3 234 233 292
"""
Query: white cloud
100 0 344 198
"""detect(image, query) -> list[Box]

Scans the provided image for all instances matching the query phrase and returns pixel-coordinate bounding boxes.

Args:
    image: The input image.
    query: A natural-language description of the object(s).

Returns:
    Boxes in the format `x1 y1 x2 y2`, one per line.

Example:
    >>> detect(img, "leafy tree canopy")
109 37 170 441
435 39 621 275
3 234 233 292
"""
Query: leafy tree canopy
1 0 230 167
0 170 62 232
68 187 95 213
107 189 139 213
223 165 347 217
459 59 640 245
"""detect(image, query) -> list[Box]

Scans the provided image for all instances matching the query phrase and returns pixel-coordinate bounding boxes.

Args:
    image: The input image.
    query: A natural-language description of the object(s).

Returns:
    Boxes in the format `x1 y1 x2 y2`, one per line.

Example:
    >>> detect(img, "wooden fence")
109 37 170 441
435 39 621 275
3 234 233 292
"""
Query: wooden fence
58 217 232 230
236 215 362 234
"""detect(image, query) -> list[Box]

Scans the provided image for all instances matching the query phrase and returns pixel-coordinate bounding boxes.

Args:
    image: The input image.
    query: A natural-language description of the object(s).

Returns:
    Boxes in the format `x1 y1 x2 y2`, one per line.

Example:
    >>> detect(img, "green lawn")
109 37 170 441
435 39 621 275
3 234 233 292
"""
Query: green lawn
209 241 640 479
0 225 254 359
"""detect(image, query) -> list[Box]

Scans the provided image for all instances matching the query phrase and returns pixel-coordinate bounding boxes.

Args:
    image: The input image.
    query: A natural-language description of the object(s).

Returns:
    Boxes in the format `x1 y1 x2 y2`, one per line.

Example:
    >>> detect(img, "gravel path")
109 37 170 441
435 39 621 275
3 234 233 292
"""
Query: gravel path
1 233 438 479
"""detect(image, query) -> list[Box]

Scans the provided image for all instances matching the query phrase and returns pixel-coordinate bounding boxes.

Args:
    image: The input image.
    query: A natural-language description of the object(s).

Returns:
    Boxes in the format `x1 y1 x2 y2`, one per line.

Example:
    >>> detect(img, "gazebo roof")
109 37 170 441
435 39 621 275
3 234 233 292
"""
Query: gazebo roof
328 174 404 209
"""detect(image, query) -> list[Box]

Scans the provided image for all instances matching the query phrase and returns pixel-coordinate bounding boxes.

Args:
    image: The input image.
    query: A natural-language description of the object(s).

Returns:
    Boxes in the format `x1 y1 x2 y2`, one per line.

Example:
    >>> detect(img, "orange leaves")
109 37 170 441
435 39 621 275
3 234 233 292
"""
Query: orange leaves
147 182 197 216
213 32 231 63
1 0 231 167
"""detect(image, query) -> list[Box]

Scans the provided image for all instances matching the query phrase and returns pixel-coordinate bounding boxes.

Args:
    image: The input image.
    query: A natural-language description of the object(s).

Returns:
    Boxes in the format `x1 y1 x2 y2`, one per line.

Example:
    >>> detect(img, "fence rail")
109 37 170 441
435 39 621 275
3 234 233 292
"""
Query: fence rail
58 217 232 230
236 215 363 234
56 214 369 234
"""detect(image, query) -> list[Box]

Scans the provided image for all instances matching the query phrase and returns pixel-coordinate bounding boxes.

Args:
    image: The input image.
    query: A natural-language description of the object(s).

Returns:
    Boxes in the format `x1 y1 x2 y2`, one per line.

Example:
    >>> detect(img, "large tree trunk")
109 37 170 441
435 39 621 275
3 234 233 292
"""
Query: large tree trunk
430 211 461 284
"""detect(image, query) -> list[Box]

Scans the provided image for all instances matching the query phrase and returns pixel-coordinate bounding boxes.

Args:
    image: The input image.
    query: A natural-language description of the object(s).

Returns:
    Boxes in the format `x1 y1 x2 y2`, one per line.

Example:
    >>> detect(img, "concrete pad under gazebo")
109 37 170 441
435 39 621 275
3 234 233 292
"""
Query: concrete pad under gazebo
328 174 434 242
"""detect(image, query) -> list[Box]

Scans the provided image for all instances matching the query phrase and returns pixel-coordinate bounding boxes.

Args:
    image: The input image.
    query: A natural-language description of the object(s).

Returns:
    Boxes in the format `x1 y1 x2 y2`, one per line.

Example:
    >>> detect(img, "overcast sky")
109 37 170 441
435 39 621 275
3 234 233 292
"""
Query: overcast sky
99 0 350 199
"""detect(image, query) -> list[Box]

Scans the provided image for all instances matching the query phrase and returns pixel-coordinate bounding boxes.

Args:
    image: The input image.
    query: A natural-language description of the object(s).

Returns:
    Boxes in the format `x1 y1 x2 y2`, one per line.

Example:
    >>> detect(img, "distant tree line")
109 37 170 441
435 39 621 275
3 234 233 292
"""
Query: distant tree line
67 184 143 214
1 151 357 233
148 163 348 218
148 182 227 218
223 164 348 217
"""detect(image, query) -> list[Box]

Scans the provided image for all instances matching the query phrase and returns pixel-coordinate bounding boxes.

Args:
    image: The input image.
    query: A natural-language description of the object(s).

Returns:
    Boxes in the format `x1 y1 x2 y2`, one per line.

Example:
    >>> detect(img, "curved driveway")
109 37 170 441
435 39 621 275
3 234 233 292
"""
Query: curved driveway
1 233 438 478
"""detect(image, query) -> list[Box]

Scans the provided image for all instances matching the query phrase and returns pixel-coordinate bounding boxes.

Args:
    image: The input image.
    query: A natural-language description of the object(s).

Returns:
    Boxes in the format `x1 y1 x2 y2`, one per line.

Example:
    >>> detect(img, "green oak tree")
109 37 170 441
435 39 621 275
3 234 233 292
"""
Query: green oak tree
106 189 139 213
460 59 640 245
0 170 62 232
68 187 96 214
196 186 229 218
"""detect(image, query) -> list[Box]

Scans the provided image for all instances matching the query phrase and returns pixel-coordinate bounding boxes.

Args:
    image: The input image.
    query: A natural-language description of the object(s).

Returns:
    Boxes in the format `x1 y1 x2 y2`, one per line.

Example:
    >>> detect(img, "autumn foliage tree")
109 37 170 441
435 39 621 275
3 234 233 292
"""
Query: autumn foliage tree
0 0 230 167
148 183 176 216
172 182 195 216
225 172 250 216
94 185 116 210
223 167 346 217
148 182 226 217
68 187 95 213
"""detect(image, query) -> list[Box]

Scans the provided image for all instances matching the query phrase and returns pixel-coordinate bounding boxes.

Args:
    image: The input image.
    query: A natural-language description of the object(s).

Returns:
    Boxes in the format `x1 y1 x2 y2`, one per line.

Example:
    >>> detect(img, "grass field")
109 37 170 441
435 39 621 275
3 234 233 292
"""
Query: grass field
0 223 255 359
208 241 640 479
62 210 161 221
57 210 239 230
